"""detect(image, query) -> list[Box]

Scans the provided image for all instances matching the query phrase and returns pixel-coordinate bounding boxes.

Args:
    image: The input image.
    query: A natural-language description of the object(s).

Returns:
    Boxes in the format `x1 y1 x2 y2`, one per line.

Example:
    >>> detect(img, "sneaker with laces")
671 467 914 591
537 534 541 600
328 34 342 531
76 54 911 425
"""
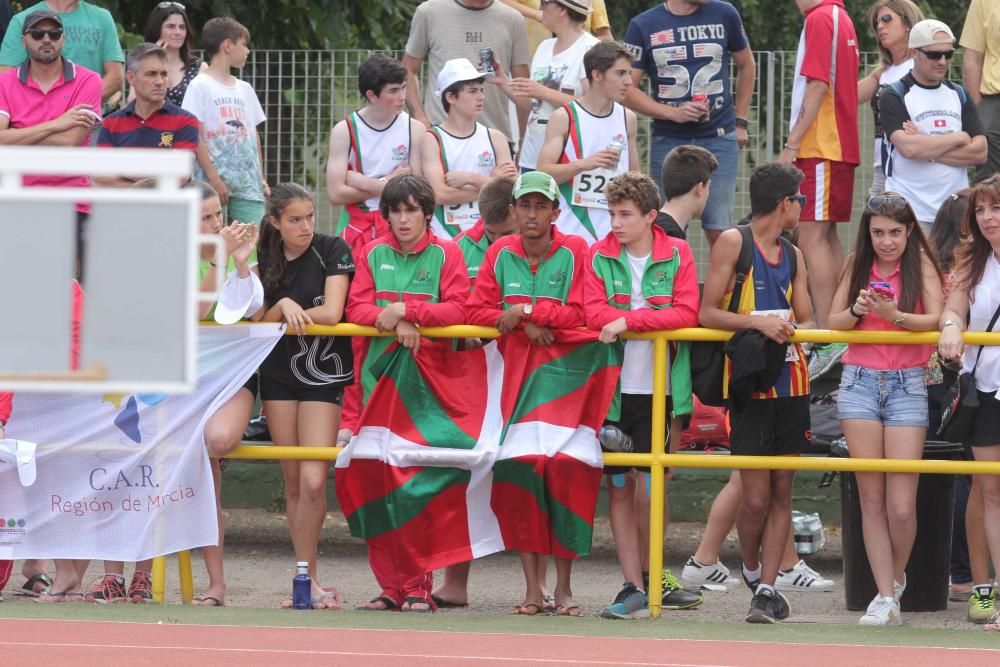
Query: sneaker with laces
660 570 704 610
83 574 126 604
984 610 1000 631
808 343 846 381
600 582 649 620
968 586 997 624
894 574 907 603
776 560 835 592
127 571 153 604
859 595 901 626
745 588 787 624
681 557 739 590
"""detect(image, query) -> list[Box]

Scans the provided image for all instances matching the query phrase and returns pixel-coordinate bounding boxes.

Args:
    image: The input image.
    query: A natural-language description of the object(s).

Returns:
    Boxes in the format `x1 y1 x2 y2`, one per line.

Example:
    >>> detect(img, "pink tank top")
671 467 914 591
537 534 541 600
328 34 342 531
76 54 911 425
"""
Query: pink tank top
841 261 932 371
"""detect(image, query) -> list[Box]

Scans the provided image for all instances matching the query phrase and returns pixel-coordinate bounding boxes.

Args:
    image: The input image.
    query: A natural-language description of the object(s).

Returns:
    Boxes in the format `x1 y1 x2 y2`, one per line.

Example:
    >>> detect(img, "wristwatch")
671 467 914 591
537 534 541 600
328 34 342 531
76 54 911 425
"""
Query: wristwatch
735 117 749 129
942 319 960 329
523 303 533 320
893 314 906 327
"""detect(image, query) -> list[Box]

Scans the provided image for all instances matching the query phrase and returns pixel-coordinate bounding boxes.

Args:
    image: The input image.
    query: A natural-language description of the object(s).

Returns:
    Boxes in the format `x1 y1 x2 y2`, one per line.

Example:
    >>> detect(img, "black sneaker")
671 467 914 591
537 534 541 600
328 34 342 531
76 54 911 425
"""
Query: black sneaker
746 589 779 624
772 589 791 620
741 565 760 594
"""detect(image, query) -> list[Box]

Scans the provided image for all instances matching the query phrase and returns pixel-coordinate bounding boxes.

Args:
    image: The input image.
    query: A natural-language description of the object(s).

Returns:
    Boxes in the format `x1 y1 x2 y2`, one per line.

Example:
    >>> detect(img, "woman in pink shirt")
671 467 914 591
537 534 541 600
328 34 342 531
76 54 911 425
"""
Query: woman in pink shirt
829 192 943 626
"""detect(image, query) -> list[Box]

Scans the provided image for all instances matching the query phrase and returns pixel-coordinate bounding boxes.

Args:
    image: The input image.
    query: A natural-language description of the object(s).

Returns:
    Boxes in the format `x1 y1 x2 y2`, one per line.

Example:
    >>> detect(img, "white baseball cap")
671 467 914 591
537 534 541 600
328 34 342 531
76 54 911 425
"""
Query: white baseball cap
908 19 955 50
435 58 485 97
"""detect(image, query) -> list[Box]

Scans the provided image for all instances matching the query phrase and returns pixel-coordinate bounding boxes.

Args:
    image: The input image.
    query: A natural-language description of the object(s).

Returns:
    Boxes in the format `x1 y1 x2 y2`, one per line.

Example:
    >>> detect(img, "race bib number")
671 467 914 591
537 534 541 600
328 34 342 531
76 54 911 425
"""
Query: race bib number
445 201 480 230
571 168 616 210
750 309 799 362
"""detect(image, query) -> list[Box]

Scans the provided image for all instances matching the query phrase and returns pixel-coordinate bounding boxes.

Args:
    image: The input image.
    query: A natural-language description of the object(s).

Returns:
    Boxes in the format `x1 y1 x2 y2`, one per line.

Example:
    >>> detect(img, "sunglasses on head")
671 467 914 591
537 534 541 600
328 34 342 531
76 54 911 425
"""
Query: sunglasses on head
25 28 63 41
156 1 186 10
867 193 909 212
919 48 954 61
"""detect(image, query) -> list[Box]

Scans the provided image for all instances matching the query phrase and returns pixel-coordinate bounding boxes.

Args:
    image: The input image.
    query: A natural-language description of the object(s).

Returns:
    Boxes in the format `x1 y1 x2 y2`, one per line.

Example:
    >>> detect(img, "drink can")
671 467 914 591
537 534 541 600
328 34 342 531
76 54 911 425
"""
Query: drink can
692 93 709 121
479 48 496 77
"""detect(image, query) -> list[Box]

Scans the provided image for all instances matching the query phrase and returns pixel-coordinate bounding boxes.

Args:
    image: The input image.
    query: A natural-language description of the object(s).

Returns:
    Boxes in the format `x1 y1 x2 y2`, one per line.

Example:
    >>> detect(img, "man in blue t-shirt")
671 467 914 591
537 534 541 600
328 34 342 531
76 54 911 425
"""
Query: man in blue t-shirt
624 0 755 247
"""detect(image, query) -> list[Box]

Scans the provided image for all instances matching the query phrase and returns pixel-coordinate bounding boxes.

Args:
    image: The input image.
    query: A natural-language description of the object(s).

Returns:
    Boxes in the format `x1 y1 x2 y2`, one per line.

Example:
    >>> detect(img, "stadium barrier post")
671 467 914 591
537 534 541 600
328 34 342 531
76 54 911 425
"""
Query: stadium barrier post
177 549 194 603
647 336 668 619
152 556 167 603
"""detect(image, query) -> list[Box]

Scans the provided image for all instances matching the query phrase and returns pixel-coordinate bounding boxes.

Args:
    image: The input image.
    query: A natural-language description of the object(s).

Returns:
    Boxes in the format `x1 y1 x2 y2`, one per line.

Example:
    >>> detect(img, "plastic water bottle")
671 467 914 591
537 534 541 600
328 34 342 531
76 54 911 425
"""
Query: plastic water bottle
599 425 634 453
606 135 626 161
292 561 311 610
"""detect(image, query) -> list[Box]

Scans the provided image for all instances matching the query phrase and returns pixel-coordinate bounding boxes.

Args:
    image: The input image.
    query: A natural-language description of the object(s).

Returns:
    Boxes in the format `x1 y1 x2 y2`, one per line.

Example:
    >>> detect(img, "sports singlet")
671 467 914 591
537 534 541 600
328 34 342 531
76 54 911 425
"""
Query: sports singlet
430 122 497 238
346 110 413 212
554 100 629 244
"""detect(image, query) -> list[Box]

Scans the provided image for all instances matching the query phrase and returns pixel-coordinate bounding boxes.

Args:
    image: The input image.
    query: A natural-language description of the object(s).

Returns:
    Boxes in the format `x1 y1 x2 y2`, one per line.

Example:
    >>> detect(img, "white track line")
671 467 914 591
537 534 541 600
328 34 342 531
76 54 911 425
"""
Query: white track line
0 641 730 666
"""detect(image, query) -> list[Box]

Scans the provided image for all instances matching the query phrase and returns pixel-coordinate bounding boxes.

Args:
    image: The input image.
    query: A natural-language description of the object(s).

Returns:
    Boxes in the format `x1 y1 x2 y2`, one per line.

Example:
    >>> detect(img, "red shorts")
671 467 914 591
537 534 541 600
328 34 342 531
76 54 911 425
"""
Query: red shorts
339 206 389 263
795 158 856 222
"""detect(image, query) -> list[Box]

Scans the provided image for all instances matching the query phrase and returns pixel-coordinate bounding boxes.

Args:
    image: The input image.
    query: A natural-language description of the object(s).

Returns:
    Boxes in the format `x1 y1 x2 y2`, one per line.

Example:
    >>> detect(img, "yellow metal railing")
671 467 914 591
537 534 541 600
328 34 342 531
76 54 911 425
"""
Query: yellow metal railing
153 325 1000 617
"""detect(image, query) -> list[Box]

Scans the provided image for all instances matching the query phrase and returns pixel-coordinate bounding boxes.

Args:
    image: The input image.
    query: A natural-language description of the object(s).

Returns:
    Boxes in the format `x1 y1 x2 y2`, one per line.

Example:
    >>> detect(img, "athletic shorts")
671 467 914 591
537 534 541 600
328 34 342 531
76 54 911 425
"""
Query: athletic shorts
966 390 1000 448
342 207 388 264
602 393 670 476
242 372 259 399
728 396 810 456
795 157 856 222
259 375 344 405
837 365 928 428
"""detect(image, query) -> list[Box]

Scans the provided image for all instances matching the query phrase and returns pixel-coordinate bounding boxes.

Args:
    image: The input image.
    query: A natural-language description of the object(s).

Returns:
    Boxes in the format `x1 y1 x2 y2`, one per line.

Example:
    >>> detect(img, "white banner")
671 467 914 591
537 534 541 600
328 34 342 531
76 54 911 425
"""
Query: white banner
0 324 282 561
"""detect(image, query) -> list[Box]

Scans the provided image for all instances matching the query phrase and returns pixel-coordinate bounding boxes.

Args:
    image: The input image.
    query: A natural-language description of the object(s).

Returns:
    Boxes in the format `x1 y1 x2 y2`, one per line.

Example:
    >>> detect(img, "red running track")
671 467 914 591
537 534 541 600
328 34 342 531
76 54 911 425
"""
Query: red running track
0 618 996 666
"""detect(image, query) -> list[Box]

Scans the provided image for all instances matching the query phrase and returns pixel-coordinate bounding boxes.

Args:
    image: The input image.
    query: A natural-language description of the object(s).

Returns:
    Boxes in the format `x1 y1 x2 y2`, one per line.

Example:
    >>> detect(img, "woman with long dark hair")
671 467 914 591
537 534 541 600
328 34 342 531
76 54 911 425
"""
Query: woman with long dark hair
143 1 206 105
256 183 354 609
939 176 1000 630
829 193 943 626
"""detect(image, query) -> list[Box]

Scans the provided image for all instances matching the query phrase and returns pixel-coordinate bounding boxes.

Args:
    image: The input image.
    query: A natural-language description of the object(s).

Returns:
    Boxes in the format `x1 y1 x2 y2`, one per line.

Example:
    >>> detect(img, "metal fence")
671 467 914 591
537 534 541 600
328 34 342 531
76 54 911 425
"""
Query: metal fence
239 50 962 277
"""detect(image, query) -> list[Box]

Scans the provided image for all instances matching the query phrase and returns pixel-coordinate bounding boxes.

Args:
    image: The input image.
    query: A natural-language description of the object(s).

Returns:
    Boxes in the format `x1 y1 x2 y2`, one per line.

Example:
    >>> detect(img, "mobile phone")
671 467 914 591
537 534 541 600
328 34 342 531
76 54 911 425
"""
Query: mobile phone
868 281 895 299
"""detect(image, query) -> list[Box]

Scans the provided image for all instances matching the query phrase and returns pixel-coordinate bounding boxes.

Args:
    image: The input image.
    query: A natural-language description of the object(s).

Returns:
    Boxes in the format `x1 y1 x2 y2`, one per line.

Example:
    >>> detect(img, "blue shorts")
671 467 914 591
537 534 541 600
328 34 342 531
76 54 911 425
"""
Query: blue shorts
650 130 738 232
837 365 928 428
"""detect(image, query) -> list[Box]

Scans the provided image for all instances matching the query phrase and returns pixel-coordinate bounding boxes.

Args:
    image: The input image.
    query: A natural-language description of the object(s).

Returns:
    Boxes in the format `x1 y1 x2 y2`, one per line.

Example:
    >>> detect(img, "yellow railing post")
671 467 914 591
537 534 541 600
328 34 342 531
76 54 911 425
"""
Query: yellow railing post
177 550 194 603
647 337 669 619
151 555 166 603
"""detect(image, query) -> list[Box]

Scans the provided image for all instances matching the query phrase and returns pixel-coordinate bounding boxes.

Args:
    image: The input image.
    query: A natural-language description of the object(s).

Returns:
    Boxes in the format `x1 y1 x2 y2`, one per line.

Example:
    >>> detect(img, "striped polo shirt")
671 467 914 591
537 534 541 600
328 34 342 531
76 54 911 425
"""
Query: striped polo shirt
97 99 199 151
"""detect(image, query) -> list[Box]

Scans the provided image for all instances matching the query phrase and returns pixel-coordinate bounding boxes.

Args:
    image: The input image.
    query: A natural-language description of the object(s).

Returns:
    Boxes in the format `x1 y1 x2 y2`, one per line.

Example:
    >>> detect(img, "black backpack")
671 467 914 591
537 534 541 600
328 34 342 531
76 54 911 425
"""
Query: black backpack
690 225 797 406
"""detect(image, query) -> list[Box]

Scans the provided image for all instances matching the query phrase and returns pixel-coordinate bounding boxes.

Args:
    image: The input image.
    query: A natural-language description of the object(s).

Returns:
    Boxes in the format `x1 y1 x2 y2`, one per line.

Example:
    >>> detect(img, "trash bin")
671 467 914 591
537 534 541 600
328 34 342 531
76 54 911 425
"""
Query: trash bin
839 440 964 612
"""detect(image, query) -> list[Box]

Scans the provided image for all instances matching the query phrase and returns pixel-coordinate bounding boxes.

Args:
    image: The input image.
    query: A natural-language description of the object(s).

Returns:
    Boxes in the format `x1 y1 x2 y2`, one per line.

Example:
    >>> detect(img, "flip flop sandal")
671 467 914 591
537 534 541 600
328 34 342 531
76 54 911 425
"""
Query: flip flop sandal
17 573 53 597
357 596 400 611
431 594 468 609
555 604 582 617
512 603 542 615
542 594 556 611
312 589 341 610
34 590 71 604
402 596 435 613
192 596 225 607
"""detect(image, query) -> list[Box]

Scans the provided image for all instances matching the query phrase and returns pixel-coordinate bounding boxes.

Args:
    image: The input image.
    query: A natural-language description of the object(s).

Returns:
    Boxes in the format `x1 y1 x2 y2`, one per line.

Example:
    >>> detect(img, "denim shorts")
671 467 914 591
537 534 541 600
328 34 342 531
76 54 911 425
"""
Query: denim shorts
837 364 928 428
650 131 738 231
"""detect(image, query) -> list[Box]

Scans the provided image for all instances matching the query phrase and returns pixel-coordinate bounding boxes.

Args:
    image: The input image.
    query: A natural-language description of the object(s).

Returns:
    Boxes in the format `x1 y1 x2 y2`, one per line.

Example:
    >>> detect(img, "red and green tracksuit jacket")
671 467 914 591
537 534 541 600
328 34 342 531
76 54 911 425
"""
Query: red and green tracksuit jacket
584 225 699 417
347 229 470 400
464 225 588 329
454 218 490 290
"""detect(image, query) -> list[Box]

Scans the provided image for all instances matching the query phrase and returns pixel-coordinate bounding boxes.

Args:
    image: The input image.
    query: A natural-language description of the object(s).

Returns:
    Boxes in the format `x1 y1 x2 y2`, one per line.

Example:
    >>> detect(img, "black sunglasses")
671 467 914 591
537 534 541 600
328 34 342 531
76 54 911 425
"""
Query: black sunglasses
868 193 909 212
877 14 894 24
25 28 63 41
783 194 807 205
919 48 955 61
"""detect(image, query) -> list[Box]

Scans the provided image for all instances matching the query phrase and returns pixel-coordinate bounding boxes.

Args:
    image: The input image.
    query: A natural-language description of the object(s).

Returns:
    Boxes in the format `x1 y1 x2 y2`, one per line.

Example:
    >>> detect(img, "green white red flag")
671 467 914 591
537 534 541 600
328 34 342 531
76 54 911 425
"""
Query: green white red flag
334 331 621 572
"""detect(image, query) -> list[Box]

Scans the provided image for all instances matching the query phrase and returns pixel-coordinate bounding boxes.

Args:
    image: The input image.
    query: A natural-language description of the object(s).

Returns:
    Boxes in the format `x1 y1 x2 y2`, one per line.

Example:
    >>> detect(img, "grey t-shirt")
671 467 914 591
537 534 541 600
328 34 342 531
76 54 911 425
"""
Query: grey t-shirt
405 0 530 133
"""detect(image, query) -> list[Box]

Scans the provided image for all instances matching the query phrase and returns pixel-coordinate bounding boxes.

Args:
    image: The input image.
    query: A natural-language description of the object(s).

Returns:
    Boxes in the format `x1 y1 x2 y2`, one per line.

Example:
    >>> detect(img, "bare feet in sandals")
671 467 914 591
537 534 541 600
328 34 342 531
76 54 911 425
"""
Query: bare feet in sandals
358 596 399 611
401 596 434 613
281 586 340 610
513 599 544 615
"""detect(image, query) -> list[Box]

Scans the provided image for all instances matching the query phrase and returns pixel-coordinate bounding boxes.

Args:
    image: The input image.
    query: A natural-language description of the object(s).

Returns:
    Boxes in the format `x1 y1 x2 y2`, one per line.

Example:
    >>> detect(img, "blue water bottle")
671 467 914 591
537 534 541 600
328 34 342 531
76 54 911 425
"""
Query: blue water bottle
292 561 311 610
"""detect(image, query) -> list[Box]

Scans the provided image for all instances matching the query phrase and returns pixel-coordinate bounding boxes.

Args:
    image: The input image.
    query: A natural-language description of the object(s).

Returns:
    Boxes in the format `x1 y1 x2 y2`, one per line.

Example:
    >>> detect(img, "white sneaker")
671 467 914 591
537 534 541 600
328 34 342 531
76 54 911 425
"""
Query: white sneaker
775 560 835 592
894 574 907 603
859 595 902 626
681 557 739 590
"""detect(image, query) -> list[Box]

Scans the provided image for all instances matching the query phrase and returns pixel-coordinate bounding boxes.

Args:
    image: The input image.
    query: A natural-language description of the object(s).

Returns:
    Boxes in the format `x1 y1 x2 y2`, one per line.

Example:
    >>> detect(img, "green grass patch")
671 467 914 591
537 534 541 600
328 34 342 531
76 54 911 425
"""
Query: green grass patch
1 603 996 650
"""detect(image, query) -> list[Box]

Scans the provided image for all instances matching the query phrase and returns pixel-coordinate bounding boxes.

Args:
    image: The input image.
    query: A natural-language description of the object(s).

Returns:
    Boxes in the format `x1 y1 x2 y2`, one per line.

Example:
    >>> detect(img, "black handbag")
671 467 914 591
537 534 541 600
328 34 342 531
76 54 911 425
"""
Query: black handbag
938 302 1000 442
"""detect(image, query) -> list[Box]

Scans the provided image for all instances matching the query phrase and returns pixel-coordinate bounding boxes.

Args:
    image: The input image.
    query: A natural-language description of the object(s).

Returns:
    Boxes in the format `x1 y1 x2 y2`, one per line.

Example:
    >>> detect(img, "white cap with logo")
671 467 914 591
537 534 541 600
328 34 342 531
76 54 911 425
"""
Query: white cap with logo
435 58 485 97
908 19 955 50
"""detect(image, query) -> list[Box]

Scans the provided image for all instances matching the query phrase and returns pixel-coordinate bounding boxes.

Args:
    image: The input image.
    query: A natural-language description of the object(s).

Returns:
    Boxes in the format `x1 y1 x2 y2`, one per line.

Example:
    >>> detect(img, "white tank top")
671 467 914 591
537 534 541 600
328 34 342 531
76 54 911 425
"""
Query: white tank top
430 122 497 238
553 100 629 244
964 253 1000 395
347 110 413 211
